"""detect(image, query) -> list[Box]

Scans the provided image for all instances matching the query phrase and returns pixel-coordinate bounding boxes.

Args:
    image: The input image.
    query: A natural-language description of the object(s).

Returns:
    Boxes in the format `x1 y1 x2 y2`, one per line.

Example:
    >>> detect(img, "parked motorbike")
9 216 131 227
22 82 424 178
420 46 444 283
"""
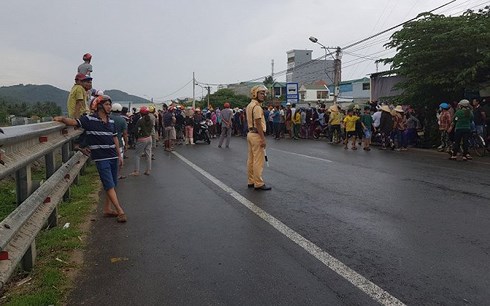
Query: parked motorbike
193 120 211 144
313 124 329 139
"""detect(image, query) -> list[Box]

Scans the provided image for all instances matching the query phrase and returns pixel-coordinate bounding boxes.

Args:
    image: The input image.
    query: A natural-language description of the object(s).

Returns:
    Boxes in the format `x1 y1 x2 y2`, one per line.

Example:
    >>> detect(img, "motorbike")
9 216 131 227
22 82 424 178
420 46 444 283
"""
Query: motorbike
193 120 211 144
313 124 329 139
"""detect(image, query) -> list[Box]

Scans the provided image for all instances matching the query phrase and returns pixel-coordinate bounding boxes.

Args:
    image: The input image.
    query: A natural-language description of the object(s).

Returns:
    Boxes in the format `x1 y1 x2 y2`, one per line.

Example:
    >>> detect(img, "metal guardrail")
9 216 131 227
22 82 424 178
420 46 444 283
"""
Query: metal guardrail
0 122 87 289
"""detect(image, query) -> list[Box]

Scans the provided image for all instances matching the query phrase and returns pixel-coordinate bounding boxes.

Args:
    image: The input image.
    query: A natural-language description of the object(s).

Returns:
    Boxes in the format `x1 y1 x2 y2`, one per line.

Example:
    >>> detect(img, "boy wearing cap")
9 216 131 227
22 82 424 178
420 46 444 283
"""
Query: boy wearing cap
343 109 360 150
67 73 91 119
78 53 93 76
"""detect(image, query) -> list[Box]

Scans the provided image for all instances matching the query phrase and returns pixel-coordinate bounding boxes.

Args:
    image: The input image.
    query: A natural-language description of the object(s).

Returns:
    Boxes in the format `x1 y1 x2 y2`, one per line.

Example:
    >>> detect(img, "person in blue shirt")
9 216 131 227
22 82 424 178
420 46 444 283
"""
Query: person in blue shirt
272 105 281 140
55 95 127 223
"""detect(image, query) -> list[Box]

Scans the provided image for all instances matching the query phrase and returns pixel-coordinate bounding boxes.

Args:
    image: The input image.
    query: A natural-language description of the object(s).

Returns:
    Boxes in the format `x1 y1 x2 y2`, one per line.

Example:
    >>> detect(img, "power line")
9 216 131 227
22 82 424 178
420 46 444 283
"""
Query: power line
198 0 481 88
341 0 457 50
158 79 194 99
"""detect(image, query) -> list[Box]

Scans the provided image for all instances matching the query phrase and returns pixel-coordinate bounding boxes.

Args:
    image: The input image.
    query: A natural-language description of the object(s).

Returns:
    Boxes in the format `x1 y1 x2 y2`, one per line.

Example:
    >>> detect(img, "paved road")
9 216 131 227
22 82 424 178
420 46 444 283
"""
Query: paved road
68 137 490 305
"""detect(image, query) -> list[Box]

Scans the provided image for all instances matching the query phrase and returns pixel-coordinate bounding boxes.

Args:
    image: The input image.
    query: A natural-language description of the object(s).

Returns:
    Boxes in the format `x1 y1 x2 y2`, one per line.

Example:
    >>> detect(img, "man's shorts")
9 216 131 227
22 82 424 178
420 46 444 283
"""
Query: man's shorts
364 129 372 139
346 131 357 138
165 126 176 140
95 158 118 191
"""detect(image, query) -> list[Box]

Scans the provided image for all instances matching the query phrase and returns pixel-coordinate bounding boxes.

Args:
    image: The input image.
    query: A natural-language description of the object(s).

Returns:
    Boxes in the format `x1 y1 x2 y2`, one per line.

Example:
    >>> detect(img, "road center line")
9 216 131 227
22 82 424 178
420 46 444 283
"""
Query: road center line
270 148 333 163
172 151 405 306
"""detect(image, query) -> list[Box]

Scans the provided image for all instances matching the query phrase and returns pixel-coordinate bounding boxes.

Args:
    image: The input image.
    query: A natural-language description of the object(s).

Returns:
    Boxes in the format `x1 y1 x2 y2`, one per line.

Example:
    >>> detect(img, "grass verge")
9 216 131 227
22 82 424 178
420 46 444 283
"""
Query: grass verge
0 163 100 305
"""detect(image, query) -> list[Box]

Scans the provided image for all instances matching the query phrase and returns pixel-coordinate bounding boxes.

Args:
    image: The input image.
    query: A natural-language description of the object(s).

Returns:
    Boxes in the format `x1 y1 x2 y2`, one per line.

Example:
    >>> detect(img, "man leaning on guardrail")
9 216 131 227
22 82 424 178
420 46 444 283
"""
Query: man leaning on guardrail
54 95 127 223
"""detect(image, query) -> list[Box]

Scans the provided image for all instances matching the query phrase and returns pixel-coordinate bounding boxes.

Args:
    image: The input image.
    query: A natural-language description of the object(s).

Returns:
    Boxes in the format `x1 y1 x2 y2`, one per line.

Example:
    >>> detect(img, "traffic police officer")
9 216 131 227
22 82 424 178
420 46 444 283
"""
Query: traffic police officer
246 85 271 191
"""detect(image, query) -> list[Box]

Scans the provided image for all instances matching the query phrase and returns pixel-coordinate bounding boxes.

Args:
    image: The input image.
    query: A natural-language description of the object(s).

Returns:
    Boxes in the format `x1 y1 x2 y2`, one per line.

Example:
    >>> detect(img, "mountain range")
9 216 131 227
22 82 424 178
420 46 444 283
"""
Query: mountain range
0 84 148 112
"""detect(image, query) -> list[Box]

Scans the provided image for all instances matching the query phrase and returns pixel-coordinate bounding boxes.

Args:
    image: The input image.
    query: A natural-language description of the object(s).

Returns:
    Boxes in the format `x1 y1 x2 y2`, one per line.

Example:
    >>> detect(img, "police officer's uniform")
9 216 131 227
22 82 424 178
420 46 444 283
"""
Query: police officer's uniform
246 99 267 188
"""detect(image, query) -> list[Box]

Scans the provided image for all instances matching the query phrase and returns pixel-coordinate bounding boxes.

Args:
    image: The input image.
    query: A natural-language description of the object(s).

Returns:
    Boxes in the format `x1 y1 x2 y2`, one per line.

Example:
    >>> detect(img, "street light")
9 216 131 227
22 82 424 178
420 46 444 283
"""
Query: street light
195 83 204 102
309 36 341 104
195 83 211 109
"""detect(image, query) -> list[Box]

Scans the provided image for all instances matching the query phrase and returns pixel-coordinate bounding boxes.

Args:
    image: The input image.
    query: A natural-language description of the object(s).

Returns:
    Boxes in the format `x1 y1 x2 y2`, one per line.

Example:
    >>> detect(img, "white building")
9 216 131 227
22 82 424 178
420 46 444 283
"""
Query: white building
327 77 371 104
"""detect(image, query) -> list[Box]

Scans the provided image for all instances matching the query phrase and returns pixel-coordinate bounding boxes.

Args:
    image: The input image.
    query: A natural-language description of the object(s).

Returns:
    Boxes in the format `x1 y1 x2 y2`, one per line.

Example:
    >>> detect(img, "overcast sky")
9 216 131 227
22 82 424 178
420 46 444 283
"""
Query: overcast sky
1 0 485 102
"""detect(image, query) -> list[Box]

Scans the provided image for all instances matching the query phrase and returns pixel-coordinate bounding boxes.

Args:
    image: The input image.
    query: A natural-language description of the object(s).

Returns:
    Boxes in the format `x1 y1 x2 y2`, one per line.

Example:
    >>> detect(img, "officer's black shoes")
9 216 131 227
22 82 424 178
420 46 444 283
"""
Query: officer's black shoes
254 185 272 191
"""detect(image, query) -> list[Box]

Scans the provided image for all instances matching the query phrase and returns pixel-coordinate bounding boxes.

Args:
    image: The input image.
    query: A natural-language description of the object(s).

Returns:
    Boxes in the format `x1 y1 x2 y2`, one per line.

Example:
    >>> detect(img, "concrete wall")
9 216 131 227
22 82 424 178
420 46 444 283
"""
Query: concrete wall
286 50 335 86
337 78 370 103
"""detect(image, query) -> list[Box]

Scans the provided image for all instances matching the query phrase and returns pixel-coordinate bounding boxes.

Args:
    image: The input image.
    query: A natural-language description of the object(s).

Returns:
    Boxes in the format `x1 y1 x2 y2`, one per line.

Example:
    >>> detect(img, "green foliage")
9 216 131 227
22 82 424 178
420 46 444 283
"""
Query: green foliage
0 178 16 220
2 164 100 305
0 99 61 121
29 101 62 117
205 88 250 109
263 75 275 87
380 7 490 109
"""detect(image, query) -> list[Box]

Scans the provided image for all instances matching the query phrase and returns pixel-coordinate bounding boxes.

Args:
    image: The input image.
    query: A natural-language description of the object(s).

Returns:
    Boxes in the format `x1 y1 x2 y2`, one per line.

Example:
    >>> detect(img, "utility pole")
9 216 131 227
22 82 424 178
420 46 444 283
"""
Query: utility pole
333 47 342 104
205 86 211 109
192 72 195 109
271 59 275 100
309 36 341 105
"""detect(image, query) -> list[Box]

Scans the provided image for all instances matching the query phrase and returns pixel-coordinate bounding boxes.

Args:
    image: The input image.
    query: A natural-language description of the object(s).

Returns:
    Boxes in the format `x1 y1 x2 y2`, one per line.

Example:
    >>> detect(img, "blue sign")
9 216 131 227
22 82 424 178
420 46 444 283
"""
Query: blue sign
286 82 299 102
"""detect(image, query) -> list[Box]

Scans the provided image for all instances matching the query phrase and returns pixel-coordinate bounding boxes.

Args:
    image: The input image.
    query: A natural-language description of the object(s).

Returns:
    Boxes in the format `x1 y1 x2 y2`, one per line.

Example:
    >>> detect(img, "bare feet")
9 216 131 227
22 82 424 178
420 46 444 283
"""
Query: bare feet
130 171 140 176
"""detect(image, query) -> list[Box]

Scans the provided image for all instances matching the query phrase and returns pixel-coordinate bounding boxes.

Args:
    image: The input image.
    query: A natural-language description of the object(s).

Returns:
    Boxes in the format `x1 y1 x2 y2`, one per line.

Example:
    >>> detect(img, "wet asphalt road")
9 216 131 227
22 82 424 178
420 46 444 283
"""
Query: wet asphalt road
68 136 490 306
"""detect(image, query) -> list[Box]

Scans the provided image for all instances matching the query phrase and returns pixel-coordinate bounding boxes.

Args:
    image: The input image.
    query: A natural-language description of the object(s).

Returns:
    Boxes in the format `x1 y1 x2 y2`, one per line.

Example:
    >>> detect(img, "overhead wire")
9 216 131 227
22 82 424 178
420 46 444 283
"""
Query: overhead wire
196 0 486 90
157 79 194 99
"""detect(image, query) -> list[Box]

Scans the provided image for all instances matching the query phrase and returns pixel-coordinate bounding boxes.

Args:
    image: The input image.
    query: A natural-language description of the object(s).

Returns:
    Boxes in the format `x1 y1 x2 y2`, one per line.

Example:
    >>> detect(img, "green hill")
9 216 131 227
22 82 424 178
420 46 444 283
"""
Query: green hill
104 90 148 104
0 84 148 112
0 84 69 111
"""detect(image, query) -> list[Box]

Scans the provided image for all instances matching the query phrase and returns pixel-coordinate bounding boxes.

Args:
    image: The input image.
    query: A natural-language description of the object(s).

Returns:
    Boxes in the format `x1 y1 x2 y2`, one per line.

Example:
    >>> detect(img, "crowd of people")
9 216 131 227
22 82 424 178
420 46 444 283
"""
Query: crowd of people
437 98 488 161
120 97 488 163
56 52 489 223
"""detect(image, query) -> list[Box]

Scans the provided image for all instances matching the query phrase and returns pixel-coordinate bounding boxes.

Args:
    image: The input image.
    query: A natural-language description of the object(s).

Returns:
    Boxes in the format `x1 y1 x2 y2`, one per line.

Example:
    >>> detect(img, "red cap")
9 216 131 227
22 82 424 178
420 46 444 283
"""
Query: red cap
75 73 86 81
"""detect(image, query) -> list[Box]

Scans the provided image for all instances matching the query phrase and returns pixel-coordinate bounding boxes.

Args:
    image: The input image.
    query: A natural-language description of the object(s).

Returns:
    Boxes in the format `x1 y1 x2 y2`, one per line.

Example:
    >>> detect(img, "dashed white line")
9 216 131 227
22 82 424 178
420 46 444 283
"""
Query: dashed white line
172 151 405 306
270 148 333 163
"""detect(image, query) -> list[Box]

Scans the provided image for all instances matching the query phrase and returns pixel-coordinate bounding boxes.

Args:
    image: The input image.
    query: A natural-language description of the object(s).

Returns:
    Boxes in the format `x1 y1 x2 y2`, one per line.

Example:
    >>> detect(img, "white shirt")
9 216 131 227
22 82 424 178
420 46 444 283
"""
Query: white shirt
372 111 382 128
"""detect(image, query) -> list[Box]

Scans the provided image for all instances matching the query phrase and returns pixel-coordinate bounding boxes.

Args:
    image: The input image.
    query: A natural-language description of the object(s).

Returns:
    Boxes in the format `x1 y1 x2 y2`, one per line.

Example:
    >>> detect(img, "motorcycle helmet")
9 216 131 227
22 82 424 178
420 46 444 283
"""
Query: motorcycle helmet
458 99 470 108
251 85 268 99
148 105 156 113
140 106 149 115
439 102 450 110
83 53 92 61
91 95 112 112
112 103 123 112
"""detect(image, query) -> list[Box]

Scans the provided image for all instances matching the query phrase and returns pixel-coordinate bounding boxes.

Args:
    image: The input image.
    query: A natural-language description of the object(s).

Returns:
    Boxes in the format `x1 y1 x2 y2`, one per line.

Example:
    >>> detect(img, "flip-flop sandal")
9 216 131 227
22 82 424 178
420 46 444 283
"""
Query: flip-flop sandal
118 175 127 180
130 172 140 176
144 172 150 176
117 214 127 223
103 212 119 218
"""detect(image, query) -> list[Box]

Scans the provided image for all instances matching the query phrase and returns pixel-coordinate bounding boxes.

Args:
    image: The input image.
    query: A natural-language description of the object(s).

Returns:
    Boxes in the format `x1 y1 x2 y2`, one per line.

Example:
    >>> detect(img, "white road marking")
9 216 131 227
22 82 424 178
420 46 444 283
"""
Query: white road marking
270 148 333 163
172 151 405 306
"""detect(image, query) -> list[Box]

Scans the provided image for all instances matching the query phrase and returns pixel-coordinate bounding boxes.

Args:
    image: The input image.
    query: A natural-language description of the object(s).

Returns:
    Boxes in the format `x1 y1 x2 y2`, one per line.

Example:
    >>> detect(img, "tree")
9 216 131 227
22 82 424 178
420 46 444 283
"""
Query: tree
380 7 490 109
30 101 62 117
263 75 274 87
263 75 275 99
204 88 250 109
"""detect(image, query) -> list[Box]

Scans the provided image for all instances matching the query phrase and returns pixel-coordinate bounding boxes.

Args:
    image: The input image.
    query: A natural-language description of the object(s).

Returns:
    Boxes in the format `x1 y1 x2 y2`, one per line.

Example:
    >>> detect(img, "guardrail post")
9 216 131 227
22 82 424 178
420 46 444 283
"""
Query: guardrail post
45 152 58 228
71 140 81 185
62 143 71 201
15 166 32 205
15 166 36 271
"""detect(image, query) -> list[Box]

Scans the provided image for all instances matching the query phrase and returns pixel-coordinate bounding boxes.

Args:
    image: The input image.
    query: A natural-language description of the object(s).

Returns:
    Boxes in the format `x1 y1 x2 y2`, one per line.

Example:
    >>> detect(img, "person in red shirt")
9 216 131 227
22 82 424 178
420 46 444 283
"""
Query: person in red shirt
438 103 452 152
